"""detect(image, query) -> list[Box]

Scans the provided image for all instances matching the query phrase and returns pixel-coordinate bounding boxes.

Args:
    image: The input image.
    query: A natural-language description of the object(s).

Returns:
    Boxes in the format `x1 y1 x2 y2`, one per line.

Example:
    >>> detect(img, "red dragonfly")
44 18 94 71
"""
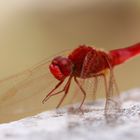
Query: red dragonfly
42 42 140 115
0 43 140 118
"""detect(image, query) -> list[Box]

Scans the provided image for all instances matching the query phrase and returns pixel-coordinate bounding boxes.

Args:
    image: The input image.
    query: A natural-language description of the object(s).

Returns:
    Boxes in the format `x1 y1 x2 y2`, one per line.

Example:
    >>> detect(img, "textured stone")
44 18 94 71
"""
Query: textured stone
0 89 140 140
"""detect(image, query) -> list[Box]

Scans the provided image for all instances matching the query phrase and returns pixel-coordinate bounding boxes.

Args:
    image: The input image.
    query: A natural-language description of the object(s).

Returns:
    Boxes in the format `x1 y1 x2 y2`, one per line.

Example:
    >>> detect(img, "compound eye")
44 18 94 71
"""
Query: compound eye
61 59 68 66
52 60 58 65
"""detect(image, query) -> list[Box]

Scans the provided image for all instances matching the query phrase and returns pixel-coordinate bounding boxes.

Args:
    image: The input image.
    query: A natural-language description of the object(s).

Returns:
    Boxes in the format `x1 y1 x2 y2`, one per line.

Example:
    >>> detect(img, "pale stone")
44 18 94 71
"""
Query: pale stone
0 89 140 140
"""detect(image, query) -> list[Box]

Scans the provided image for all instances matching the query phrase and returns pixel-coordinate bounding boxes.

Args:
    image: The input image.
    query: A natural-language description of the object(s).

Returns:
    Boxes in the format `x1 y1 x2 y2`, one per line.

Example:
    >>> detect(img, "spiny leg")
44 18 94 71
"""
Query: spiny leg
74 76 86 110
56 76 73 108
43 87 66 103
42 80 64 104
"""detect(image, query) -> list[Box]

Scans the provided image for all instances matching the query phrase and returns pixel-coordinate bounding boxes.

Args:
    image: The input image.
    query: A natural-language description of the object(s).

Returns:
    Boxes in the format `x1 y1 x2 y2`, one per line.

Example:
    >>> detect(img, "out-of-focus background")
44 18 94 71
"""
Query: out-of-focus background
0 0 140 123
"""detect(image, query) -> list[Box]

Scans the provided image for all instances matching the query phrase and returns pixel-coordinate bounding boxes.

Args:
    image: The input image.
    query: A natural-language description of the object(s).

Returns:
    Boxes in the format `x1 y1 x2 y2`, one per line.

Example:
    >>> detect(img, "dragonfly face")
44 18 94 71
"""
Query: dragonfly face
49 56 73 81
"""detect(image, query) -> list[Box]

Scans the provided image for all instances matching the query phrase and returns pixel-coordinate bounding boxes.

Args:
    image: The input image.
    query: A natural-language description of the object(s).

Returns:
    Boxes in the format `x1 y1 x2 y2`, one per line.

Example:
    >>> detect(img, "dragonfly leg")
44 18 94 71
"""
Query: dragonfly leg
69 79 85 105
74 77 86 110
42 80 64 104
56 76 73 108
43 89 65 103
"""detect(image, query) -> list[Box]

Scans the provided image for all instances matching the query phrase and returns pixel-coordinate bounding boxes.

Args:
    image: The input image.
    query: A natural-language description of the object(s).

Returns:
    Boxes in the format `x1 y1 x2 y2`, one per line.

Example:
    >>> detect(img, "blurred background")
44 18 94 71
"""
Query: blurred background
0 0 140 123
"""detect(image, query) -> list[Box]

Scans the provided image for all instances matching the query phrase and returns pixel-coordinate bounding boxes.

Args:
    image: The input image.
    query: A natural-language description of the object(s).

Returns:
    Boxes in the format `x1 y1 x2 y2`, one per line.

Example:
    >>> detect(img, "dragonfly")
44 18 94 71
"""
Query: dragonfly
42 42 140 116
0 43 140 121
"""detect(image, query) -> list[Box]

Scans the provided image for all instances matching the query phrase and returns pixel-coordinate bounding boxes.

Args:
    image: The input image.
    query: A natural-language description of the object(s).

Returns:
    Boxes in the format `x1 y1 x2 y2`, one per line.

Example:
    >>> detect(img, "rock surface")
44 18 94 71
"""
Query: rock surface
0 89 140 140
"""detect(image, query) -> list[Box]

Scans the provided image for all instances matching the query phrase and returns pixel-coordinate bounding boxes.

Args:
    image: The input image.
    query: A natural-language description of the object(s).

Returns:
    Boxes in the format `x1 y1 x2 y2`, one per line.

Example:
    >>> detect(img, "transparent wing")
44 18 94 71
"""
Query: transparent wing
0 49 73 123
104 57 121 123
85 76 98 101
104 69 121 122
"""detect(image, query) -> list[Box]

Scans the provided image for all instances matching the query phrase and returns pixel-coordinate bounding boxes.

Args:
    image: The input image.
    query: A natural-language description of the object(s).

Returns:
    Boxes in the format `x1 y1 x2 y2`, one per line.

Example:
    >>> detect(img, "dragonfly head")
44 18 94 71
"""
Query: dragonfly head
49 56 73 81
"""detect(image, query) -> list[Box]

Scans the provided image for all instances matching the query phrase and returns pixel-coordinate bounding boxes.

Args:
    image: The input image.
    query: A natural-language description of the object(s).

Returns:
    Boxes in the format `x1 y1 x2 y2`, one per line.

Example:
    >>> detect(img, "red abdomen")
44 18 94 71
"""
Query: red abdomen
109 43 140 66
